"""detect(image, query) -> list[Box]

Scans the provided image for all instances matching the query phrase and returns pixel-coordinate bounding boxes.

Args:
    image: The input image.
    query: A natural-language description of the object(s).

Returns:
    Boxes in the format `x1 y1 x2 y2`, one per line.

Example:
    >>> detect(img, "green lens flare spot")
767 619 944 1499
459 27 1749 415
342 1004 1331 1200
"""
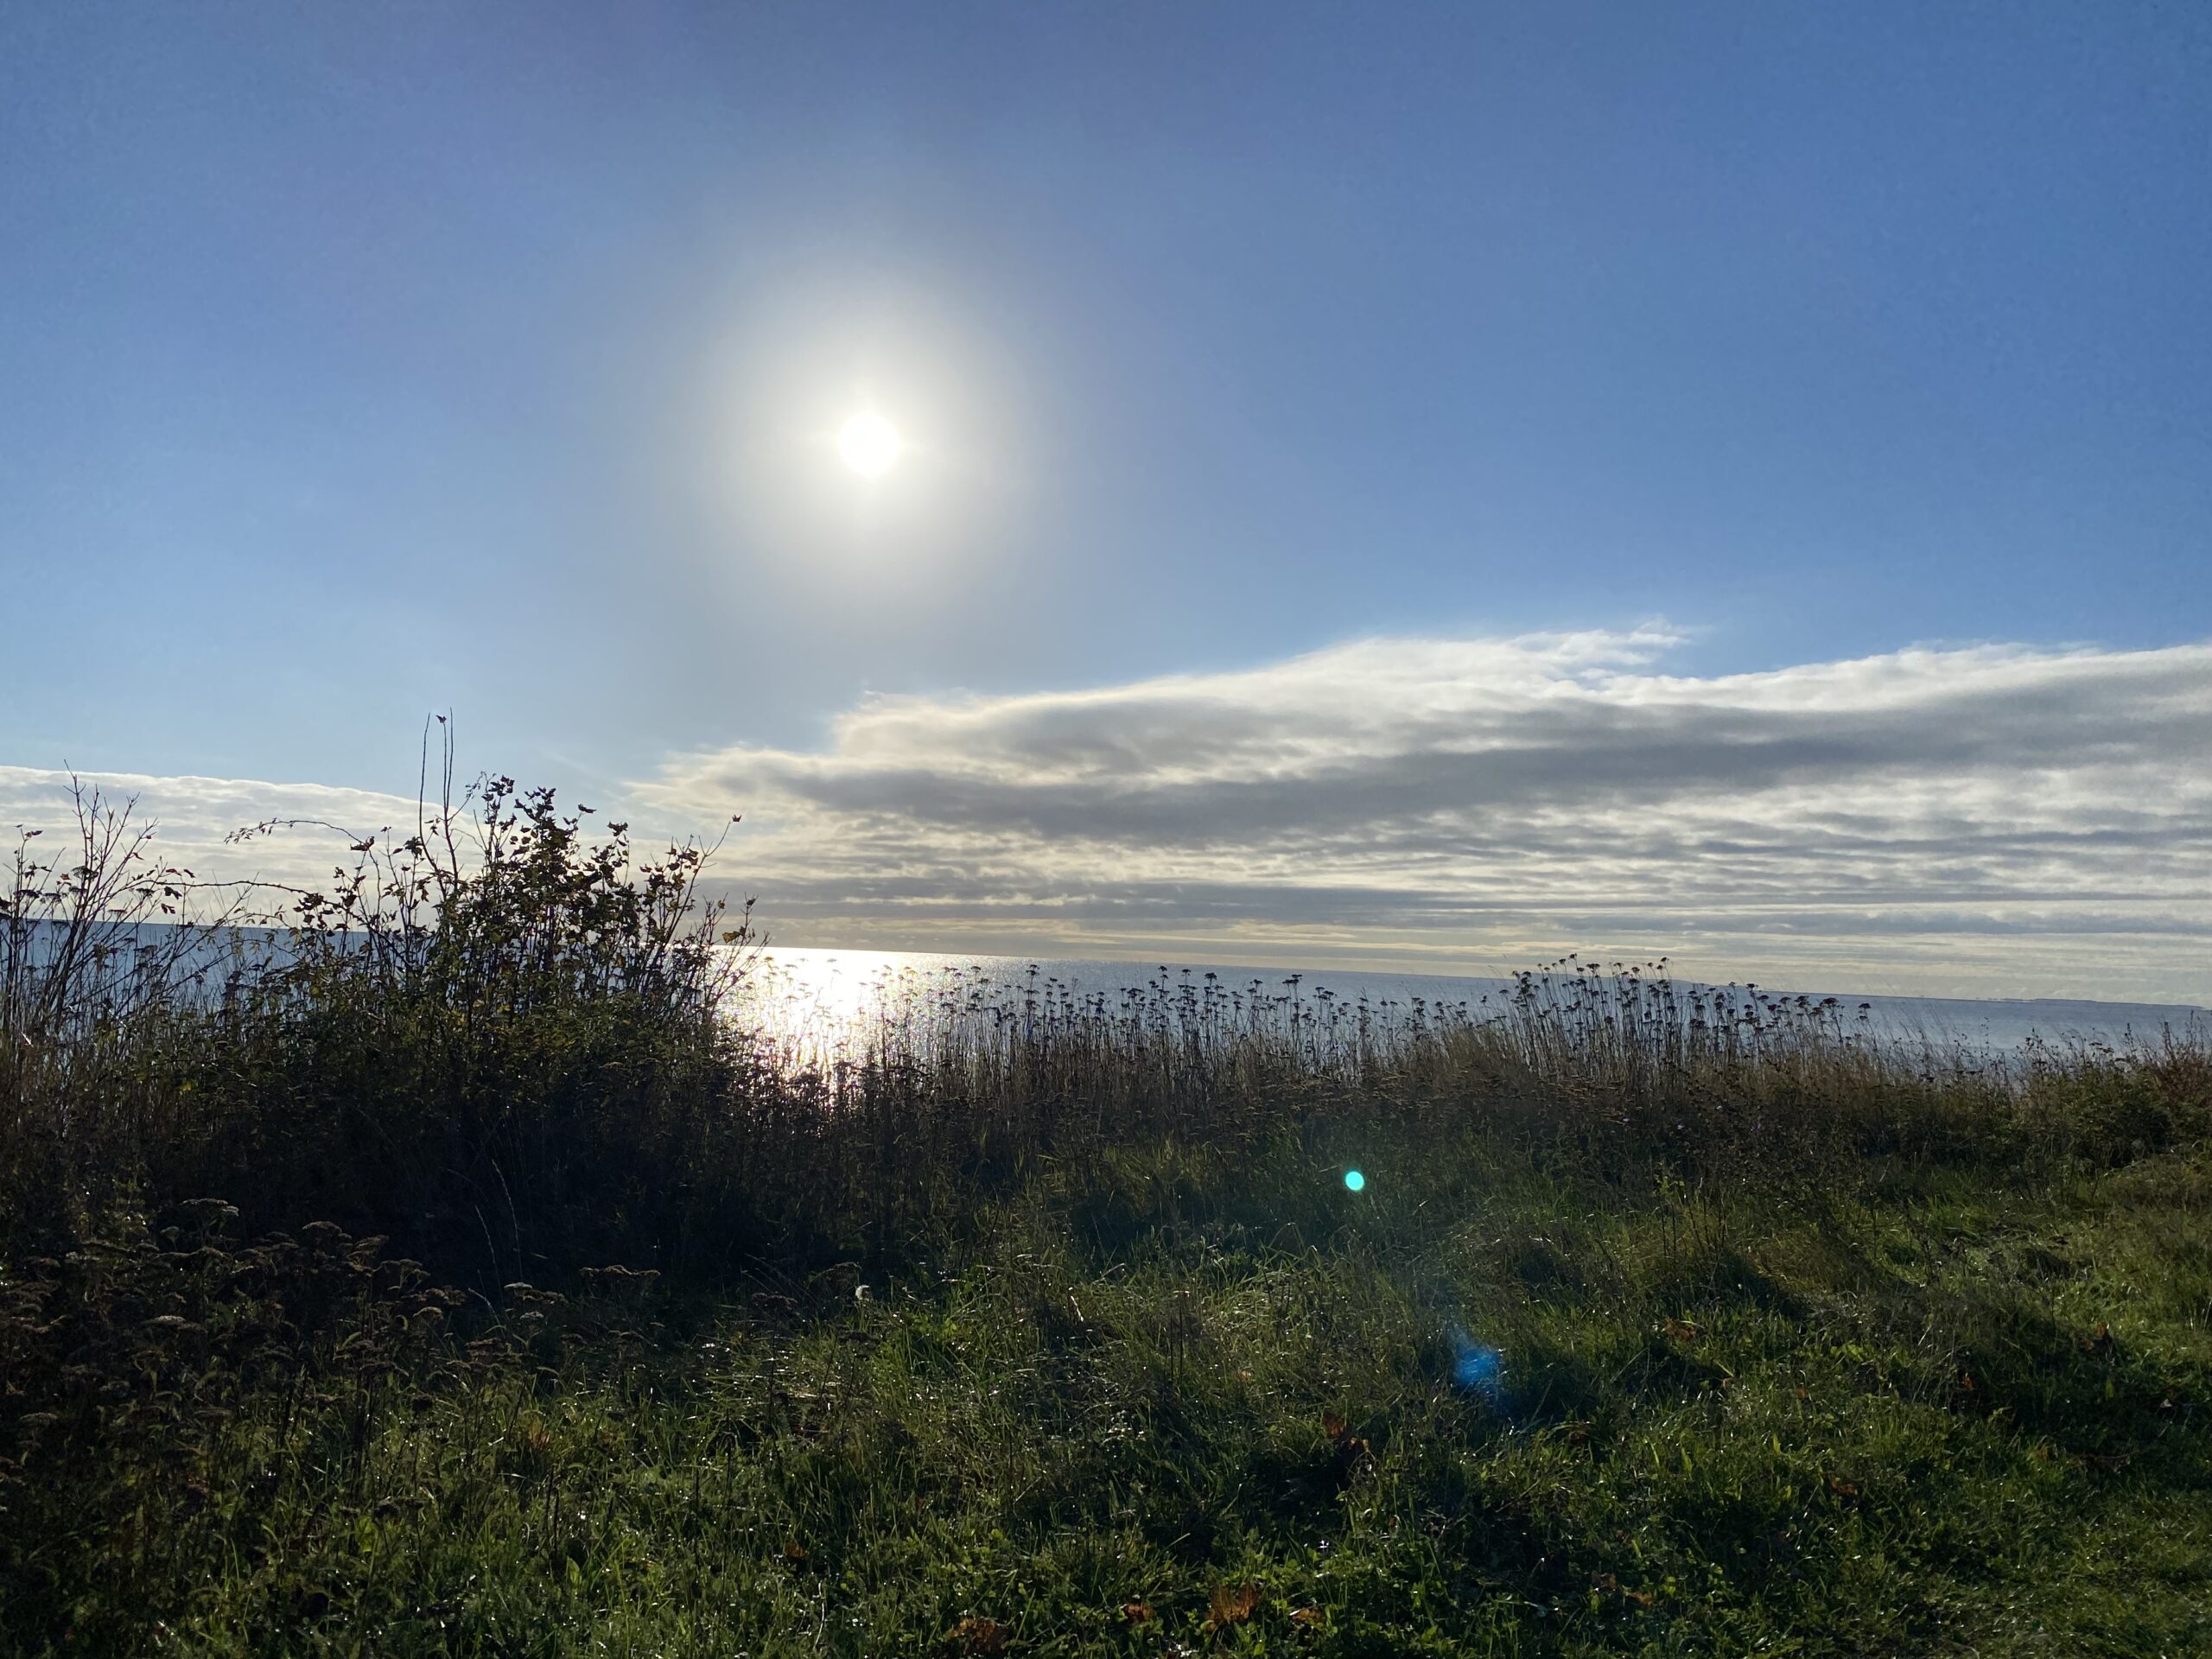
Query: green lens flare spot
1344 1169 1366 1192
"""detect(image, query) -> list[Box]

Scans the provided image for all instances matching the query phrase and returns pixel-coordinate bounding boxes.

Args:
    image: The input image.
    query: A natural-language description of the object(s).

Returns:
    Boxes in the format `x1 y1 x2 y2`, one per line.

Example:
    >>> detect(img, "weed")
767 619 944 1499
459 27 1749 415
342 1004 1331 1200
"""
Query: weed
3 772 2207 1655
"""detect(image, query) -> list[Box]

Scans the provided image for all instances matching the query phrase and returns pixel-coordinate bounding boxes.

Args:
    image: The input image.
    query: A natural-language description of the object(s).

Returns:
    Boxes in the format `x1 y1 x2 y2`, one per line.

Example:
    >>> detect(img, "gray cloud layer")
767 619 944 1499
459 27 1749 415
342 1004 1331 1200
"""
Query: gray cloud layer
8 631 2209 1001
639 631 2212 1001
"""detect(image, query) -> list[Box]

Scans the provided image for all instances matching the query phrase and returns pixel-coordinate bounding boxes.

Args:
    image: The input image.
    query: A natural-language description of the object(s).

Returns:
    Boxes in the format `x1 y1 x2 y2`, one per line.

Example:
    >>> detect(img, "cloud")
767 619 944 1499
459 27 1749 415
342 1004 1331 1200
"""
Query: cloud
8 630 2209 1003
636 631 2212 1002
0 766 427 898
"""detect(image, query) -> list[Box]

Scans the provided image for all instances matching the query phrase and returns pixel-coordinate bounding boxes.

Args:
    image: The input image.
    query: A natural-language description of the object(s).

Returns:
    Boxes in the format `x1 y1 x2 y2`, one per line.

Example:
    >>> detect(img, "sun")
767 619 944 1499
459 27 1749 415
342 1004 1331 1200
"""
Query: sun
837 412 902 477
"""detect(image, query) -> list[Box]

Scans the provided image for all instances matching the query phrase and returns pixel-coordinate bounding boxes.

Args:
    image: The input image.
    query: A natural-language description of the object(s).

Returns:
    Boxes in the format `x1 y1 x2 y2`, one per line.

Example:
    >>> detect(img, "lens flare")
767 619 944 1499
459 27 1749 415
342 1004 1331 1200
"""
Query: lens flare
1449 1327 1504 1399
1343 1168 1366 1192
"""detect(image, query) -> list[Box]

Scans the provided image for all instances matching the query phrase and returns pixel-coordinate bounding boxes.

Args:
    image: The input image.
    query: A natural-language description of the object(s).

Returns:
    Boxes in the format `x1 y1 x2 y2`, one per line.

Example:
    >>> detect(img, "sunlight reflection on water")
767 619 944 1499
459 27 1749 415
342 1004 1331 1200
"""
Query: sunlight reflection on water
726 946 2207 1063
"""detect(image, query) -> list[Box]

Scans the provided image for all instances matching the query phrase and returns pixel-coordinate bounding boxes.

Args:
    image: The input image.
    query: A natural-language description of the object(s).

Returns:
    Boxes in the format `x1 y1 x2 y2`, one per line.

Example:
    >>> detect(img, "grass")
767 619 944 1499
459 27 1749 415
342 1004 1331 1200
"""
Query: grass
3 774 2209 1656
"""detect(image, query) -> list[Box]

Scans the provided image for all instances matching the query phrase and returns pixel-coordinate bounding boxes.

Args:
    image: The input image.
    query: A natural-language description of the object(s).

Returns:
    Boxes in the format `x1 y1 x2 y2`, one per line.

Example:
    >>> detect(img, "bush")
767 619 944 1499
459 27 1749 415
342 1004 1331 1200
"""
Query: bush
4 769 2204 1292
3 766 2209 1656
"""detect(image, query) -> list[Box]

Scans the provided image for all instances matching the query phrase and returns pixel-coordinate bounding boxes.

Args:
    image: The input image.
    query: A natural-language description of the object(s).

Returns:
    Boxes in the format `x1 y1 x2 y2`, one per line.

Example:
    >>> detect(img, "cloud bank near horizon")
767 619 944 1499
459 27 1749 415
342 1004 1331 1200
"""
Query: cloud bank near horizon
0 766 429 896
7 629 2210 1004
639 629 2212 1003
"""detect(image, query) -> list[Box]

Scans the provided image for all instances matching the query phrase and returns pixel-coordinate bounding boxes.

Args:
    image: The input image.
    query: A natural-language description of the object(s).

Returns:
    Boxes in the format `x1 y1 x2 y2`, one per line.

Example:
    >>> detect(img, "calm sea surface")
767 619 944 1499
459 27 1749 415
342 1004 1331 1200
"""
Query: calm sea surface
39 925 2206 1058
735 946 2210 1057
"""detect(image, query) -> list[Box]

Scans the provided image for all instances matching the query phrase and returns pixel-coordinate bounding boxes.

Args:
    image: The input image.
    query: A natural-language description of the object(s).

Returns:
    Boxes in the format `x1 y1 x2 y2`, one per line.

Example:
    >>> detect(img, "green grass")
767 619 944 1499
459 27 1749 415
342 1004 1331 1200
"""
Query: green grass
7 1122 2209 1656
4 779 2209 1655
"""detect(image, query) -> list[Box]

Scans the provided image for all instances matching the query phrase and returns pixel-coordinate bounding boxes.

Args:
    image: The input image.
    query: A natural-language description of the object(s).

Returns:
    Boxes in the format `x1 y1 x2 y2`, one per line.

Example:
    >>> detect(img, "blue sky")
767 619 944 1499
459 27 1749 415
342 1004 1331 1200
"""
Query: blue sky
3 3 2209 998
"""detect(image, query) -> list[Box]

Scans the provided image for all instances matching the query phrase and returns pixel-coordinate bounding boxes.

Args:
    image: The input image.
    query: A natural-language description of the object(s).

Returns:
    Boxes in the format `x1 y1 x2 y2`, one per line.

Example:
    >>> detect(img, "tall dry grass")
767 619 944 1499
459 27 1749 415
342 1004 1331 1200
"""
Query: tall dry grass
5 769 2203 1290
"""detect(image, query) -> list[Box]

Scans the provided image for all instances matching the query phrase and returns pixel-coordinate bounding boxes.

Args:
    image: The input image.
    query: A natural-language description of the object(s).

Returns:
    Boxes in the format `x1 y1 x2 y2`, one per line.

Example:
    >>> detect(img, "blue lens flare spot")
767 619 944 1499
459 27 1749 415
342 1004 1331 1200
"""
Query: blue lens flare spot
1343 1169 1366 1192
1449 1328 1504 1399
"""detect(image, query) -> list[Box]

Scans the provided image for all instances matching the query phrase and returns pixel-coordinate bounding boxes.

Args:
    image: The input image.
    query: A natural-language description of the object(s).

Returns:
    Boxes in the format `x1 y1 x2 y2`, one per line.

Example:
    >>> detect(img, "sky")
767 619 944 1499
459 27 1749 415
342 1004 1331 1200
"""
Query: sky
3 3 2209 1001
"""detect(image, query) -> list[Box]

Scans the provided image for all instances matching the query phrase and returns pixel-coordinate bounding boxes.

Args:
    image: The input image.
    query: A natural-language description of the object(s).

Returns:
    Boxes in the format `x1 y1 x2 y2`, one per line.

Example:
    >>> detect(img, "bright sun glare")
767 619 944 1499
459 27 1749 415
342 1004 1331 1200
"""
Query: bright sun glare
838 412 902 477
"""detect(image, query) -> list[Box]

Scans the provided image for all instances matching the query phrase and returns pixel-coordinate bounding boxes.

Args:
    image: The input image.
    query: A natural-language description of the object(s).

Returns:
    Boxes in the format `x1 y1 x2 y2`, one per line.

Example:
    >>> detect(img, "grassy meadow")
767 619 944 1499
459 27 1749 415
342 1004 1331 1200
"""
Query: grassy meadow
3 782 2209 1656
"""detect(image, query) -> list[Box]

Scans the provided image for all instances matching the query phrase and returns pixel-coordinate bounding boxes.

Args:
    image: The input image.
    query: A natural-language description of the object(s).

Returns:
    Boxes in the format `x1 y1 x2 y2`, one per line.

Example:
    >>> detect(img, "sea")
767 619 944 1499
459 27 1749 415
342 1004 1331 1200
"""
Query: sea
735 946 2210 1058
20 921 2205 1058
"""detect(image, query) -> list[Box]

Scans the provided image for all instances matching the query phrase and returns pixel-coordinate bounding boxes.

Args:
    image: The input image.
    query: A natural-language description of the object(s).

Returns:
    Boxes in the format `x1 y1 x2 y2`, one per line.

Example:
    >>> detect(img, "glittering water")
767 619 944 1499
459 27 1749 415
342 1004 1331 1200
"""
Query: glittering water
732 945 2208 1059
31 925 2201 1061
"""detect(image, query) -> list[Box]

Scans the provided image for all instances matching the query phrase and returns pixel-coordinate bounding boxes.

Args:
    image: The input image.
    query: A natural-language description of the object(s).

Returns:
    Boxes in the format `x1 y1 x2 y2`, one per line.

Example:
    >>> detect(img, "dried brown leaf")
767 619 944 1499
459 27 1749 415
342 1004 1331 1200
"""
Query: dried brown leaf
950 1615 1010 1655
1206 1583 1260 1630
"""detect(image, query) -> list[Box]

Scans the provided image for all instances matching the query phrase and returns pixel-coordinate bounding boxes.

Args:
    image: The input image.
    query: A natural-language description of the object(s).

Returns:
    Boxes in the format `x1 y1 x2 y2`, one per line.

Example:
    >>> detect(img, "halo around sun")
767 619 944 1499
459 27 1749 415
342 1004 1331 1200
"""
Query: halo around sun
838 412 902 477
